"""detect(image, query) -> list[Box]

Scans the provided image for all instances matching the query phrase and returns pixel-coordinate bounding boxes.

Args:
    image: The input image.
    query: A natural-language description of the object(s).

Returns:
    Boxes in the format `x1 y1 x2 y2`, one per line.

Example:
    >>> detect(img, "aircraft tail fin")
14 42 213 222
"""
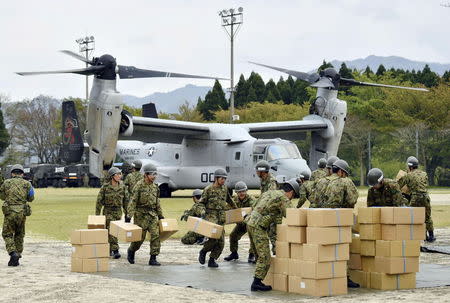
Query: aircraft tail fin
142 102 158 118
61 100 84 163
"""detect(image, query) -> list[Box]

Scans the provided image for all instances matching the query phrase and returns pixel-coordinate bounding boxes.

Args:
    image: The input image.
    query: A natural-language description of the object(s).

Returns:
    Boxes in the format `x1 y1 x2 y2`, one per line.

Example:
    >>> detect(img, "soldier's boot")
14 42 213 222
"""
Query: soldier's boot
112 250 121 259
347 277 360 288
247 253 256 264
224 251 239 261
251 277 272 291
18 253 22 259
149 255 161 266
207 257 219 268
124 217 131 223
127 248 135 264
8 252 20 267
198 249 207 265
426 230 436 243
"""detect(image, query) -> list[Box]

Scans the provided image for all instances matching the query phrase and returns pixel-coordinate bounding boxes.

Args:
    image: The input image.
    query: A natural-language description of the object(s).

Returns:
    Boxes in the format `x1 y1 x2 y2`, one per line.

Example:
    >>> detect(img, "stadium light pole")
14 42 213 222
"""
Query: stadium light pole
76 36 95 101
219 7 243 123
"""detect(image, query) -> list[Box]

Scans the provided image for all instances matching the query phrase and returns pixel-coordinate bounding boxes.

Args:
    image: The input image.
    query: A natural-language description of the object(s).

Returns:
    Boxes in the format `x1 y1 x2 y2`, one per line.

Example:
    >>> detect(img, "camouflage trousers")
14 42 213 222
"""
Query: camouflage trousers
104 209 122 251
181 231 202 245
203 231 224 259
247 225 270 280
229 222 254 254
123 200 130 219
2 212 26 254
268 223 277 255
410 193 434 231
129 212 161 255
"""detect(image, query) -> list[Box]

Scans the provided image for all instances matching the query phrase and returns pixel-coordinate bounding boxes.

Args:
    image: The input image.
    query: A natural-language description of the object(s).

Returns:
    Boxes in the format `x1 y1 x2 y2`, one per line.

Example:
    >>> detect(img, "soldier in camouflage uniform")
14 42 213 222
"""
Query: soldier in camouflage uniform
311 158 327 181
127 163 165 266
398 156 435 242
224 181 257 263
198 168 236 268
296 170 315 208
311 156 340 208
246 179 298 291
123 160 143 222
180 189 205 245
1 164 35 266
367 168 407 207
95 167 128 259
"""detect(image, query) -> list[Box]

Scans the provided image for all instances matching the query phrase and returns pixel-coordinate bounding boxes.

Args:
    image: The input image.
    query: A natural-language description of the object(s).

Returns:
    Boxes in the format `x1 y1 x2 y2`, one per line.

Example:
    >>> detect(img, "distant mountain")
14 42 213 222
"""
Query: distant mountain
328 55 450 75
123 84 212 113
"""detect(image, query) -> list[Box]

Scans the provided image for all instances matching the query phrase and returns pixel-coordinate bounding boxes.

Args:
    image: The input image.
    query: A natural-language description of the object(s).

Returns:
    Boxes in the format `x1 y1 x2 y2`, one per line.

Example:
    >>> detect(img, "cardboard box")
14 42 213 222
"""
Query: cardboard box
286 208 307 226
380 207 425 225
288 258 302 277
360 240 376 256
306 226 352 245
71 257 109 273
381 224 426 241
361 256 375 272
359 224 381 240
274 257 289 275
350 235 361 253
376 240 421 257
374 256 419 274
268 257 275 273
287 226 306 244
72 243 109 259
302 244 349 262
349 253 362 270
87 215 106 229
276 224 288 242
186 216 223 239
299 277 347 297
290 243 303 259
273 274 288 292
349 269 371 288
307 208 353 227
358 207 381 224
225 207 252 224
300 260 347 279
276 241 290 258
109 221 143 242
262 272 273 286
159 219 179 242
288 275 303 294
352 213 360 233
370 272 416 290
70 229 108 245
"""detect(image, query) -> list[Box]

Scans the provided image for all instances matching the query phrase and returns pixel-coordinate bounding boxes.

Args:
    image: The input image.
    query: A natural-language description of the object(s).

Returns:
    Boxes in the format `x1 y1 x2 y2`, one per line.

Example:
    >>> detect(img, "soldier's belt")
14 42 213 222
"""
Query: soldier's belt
136 207 157 211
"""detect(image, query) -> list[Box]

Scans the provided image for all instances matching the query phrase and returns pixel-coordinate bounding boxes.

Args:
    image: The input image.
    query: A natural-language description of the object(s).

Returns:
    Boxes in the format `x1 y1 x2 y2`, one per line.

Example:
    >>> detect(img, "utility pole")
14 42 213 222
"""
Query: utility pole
368 131 372 171
219 7 243 123
76 36 95 101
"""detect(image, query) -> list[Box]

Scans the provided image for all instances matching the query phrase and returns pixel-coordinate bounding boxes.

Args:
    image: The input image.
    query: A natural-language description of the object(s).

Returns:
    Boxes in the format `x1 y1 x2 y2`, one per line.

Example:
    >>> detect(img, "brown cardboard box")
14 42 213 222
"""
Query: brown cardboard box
349 253 362 270
109 221 143 242
288 258 302 276
274 257 289 275
186 216 223 239
262 272 273 286
359 224 381 240
290 243 303 259
287 226 306 244
277 224 288 242
300 260 347 279
288 275 303 294
70 229 108 245
72 243 109 259
350 235 361 253
376 240 421 257
358 207 381 224
307 208 353 227
299 277 347 297
276 241 290 258
87 215 106 229
380 207 425 225
352 213 360 233
268 257 275 273
225 207 252 224
286 208 307 226
361 256 375 272
349 269 371 288
374 256 419 274
273 274 288 292
370 272 416 290
302 244 349 262
381 224 426 241
71 257 109 273
306 226 352 245
159 219 179 242
360 240 376 256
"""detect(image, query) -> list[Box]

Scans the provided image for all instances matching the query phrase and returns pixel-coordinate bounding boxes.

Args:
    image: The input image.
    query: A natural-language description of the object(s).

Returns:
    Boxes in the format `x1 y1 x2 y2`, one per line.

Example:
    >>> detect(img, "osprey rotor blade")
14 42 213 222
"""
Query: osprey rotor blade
118 65 228 80
60 50 94 65
248 61 319 83
16 66 105 76
340 78 429 92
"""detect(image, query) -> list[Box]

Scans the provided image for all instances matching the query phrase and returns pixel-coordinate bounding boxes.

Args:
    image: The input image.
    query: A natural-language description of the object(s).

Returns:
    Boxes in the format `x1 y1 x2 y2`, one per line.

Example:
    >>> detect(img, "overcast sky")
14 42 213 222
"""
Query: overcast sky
1 0 449 101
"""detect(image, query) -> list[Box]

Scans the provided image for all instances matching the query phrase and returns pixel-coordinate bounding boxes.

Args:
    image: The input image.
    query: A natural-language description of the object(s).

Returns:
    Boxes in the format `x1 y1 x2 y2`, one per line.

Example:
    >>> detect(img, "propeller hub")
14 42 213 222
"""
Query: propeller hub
319 68 340 90
93 54 117 80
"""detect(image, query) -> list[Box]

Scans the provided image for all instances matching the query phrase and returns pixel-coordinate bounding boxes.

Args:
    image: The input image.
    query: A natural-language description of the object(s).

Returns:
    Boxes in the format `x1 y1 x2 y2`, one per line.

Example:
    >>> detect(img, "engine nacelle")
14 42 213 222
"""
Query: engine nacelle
119 110 134 136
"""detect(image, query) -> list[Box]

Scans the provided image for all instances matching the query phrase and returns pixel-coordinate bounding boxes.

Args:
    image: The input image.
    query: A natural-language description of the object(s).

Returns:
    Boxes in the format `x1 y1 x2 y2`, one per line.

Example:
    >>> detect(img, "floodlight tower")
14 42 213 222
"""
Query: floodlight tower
219 7 243 123
76 36 95 101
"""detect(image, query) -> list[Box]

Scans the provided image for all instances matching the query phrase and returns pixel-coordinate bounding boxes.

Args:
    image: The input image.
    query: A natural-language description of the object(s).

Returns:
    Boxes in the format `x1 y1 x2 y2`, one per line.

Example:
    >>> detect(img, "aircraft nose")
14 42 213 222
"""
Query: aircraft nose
271 159 310 182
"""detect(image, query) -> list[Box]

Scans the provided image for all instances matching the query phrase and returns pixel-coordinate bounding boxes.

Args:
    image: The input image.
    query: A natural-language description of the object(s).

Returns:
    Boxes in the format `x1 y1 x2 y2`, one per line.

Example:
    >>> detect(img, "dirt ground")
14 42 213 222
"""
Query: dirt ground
1 228 450 303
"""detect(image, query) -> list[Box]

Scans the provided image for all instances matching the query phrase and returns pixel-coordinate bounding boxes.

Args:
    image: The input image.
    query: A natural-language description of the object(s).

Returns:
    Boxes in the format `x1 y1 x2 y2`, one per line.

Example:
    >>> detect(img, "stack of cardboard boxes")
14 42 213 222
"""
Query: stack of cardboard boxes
350 207 425 290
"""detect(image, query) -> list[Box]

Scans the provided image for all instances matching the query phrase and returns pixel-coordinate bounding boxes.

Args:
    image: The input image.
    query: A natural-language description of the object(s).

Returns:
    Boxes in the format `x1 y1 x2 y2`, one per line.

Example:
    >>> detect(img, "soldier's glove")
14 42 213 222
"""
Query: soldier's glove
159 216 165 220
180 211 189 221
124 216 131 223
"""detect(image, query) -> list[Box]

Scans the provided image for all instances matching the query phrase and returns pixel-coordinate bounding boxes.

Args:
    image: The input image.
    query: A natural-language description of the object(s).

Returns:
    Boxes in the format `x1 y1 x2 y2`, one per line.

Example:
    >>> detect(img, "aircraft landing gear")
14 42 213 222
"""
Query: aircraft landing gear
159 184 172 198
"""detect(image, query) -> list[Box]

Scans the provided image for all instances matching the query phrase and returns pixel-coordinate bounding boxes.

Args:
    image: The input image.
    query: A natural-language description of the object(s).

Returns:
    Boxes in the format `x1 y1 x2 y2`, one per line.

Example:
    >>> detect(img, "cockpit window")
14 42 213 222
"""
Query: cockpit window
266 144 301 161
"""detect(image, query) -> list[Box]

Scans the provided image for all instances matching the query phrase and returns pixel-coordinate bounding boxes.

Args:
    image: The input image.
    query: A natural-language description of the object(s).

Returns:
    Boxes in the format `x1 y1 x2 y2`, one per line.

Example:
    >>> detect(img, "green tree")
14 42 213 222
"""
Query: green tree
277 76 292 104
247 72 266 102
196 80 228 120
264 79 281 102
234 74 249 108
247 85 257 104
318 60 334 72
442 70 450 82
364 66 373 76
376 64 386 76
417 65 439 88
291 79 310 105
339 63 353 79
0 95 10 156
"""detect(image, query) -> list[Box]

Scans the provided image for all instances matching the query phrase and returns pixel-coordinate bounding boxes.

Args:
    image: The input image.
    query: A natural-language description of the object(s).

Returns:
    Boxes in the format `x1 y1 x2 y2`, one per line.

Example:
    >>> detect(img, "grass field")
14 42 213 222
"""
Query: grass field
0 187 449 241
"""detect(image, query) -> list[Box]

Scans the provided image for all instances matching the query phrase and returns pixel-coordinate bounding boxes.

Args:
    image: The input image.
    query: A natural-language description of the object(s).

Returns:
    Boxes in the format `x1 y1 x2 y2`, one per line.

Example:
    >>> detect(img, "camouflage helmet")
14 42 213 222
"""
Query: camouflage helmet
285 178 300 197
333 159 350 175
407 156 419 167
108 167 121 177
299 169 311 180
143 163 157 174
367 168 384 187
214 168 228 178
255 160 270 173
132 160 142 169
326 156 339 168
11 164 24 174
192 189 202 197
318 158 327 168
234 181 248 192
